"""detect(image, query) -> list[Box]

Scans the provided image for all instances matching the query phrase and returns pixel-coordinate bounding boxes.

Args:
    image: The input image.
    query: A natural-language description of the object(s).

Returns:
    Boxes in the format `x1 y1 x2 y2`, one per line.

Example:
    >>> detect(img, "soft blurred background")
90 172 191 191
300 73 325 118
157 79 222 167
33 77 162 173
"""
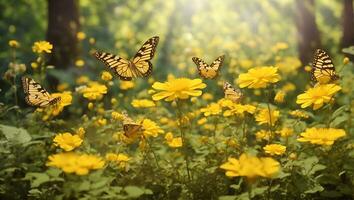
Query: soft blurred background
1 0 353 78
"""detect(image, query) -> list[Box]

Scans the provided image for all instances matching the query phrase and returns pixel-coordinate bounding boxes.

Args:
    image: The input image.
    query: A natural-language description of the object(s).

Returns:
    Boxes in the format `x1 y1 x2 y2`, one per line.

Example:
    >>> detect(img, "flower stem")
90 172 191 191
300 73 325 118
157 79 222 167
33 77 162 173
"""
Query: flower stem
175 100 192 182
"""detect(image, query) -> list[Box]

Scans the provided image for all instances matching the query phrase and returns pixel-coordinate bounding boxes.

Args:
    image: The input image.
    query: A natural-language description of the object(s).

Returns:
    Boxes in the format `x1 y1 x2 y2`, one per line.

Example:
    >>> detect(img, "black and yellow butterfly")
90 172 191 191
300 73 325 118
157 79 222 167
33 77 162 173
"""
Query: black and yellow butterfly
93 36 159 81
192 55 225 79
122 112 144 139
311 49 339 84
22 77 61 107
223 82 243 103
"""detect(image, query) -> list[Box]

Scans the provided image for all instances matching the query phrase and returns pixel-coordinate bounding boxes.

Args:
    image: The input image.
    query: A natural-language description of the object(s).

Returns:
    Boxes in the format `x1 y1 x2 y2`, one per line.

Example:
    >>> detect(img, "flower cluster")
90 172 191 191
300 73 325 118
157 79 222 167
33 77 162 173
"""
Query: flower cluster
220 154 280 180
46 153 105 175
165 132 183 148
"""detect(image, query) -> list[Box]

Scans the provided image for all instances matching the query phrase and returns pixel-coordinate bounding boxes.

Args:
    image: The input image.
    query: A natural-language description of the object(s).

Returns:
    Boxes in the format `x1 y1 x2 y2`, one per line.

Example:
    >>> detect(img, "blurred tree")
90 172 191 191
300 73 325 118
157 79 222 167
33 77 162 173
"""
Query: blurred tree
341 0 354 50
295 0 321 64
46 0 80 69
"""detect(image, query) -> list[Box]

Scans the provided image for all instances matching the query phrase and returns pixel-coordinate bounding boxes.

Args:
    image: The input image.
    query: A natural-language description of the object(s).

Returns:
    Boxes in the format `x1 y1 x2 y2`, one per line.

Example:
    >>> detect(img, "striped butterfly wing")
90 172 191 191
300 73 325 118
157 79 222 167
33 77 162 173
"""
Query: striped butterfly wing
223 82 243 103
122 112 143 138
193 55 224 79
132 36 160 77
22 77 60 107
311 49 338 84
93 52 135 81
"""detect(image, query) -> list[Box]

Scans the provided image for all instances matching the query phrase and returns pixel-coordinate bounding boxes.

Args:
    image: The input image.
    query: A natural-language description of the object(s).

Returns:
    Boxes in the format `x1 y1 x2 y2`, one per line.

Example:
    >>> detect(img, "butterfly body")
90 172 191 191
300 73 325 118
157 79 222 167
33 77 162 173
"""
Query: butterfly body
223 82 243 103
93 36 159 81
22 77 61 107
192 55 225 79
311 49 339 84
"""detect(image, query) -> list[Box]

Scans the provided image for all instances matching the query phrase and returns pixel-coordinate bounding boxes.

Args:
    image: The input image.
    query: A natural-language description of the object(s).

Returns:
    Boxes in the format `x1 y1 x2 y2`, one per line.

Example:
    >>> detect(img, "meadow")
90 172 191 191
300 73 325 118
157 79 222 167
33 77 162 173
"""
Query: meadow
0 0 353 199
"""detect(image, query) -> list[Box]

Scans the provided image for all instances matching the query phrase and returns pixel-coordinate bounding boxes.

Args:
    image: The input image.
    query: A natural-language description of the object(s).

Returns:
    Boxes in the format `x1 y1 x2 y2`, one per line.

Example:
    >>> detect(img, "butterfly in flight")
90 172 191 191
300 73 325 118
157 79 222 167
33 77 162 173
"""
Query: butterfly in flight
311 49 339 84
93 36 159 81
192 55 225 79
122 112 144 139
223 81 243 103
22 77 61 107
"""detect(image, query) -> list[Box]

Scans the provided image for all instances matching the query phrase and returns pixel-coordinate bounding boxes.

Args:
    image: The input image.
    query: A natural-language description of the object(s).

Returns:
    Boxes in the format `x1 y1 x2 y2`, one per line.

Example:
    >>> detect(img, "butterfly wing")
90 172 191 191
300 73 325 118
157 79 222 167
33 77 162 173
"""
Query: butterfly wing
122 112 143 138
22 77 60 107
193 55 224 79
93 52 136 81
223 82 243 103
311 49 338 84
132 36 160 77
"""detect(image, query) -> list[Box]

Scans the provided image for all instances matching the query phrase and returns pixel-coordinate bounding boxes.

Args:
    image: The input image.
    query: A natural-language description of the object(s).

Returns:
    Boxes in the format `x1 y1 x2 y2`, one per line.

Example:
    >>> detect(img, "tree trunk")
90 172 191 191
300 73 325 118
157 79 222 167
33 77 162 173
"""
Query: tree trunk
295 0 321 65
46 0 80 69
341 0 354 49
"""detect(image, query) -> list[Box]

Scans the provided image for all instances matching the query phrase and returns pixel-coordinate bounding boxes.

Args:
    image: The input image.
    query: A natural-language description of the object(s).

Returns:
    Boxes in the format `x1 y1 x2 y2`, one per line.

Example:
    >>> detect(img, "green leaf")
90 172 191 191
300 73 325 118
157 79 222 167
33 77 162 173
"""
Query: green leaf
0 124 31 144
304 184 324 194
218 195 238 200
124 186 146 198
24 172 50 188
342 46 354 55
330 115 348 128
331 105 348 119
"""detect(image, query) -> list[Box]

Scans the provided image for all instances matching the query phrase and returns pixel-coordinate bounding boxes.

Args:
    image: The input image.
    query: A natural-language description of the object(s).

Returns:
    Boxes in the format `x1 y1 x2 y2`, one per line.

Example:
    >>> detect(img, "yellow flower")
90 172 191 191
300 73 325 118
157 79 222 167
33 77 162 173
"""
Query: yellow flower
32 41 53 53
256 130 273 141
131 99 156 108
105 153 130 169
101 71 112 81
263 144 286 156
343 57 350 65
38 91 72 120
112 111 124 120
31 62 38 69
47 152 105 175
53 132 83 151
88 102 94 110
75 59 85 68
76 127 85 138
220 154 280 180
304 65 311 72
77 31 86 40
152 77 206 101
8 40 20 48
297 128 346 146
142 119 164 137
200 103 222 116
289 109 309 119
202 93 214 100
96 118 107 126
197 117 207 125
277 127 293 137
274 91 285 103
275 57 301 75
296 84 341 110
165 132 183 148
271 42 288 52
237 66 280 89
282 83 296 92
81 82 107 100
223 103 256 117
120 81 135 90
57 83 69 92
76 75 90 84
255 108 279 126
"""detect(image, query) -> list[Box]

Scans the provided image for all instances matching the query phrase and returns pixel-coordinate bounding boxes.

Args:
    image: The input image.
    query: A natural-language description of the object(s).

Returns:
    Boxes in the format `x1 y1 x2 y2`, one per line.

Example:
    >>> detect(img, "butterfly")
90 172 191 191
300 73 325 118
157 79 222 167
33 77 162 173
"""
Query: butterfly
122 112 144 139
93 36 159 81
22 77 61 107
192 55 225 79
311 49 339 84
223 82 243 103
